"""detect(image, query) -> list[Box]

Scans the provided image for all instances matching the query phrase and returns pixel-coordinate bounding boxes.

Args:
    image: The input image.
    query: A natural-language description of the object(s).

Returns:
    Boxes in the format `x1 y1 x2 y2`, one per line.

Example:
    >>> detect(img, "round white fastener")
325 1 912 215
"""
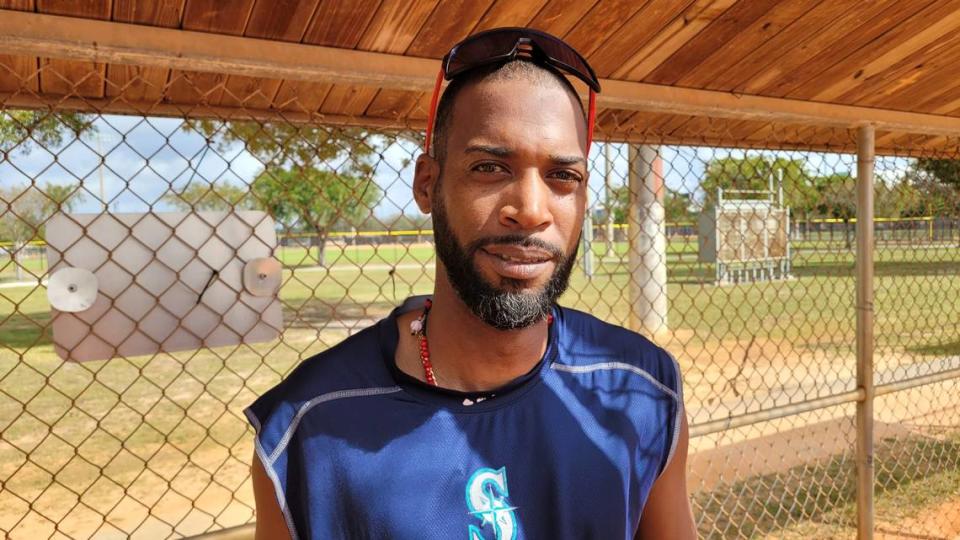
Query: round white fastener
48 267 98 312
243 257 281 297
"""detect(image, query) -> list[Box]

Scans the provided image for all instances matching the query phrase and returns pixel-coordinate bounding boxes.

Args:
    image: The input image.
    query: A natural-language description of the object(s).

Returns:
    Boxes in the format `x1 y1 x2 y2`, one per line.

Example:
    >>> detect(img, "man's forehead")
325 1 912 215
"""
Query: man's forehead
448 78 588 157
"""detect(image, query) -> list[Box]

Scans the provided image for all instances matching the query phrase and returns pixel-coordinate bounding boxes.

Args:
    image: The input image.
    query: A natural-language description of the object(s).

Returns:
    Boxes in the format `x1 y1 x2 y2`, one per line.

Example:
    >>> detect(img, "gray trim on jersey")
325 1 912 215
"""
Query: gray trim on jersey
550 358 684 481
245 406 301 540
245 385 402 540
550 360 680 401
269 386 402 464
659 351 685 482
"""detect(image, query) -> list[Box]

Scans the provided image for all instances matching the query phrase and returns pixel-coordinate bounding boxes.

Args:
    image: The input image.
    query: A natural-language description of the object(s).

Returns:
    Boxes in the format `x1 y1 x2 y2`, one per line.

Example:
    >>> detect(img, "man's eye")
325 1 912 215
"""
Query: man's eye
551 170 583 183
474 163 506 174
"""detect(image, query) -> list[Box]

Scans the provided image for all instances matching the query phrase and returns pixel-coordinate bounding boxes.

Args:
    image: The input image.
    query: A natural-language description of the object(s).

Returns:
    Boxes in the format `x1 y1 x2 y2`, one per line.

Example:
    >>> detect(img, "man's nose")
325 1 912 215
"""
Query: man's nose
499 169 552 231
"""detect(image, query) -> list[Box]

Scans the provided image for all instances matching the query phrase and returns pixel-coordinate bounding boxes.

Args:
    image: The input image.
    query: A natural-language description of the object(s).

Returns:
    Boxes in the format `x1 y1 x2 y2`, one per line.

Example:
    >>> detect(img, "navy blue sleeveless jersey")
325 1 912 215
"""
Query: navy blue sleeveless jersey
245 296 683 540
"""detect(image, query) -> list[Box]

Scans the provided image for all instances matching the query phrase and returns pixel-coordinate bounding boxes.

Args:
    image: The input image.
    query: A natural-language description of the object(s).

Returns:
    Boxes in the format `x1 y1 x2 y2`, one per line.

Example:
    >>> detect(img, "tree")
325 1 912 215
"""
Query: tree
251 167 380 266
606 184 694 224
0 182 85 280
162 180 255 211
1 110 94 155
699 156 820 221
907 158 960 217
184 120 385 266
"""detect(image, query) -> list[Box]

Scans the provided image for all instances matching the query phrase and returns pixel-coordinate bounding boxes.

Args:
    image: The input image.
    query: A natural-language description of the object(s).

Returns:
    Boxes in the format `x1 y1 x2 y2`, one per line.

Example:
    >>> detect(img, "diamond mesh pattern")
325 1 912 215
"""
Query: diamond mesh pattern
0 61 958 539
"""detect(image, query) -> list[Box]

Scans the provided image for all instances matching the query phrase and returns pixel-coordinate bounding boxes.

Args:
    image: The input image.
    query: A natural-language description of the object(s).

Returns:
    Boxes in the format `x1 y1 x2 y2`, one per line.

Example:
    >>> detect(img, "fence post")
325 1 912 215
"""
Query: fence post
604 142 616 258
855 124 876 540
627 144 668 336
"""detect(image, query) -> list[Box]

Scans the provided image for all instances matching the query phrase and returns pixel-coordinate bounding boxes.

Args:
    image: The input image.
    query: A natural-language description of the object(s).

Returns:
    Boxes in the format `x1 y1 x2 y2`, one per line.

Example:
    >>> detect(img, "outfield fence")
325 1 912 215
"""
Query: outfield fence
0 64 959 540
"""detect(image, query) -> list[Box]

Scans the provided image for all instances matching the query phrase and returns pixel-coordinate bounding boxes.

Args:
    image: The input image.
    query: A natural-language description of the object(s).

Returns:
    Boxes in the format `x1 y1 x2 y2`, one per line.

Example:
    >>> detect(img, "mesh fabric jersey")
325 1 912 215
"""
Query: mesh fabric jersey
246 296 683 540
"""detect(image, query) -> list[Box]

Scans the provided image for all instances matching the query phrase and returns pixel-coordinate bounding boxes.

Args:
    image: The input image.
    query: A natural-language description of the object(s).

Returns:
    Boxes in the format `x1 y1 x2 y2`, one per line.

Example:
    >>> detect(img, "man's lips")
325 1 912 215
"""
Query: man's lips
478 246 555 280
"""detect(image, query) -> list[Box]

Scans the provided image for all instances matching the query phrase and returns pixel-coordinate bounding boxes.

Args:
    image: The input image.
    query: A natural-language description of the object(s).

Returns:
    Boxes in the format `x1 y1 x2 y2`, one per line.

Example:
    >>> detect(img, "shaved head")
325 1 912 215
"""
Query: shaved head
431 59 587 164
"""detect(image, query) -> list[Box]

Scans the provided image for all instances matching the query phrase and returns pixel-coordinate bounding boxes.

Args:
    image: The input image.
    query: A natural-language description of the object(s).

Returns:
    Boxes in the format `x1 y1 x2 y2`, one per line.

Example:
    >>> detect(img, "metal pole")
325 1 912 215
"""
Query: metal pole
604 143 616 258
855 124 876 540
581 188 594 279
627 145 668 336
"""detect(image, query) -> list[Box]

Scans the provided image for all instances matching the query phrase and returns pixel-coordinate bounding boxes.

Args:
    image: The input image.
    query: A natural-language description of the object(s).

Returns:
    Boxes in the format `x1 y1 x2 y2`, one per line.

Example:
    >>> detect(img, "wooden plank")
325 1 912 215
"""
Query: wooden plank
272 81 332 113
8 10 960 137
39 57 104 97
924 88 960 116
0 0 32 10
0 90 426 129
219 0 322 109
471 0 548 33
612 0 740 81
168 0 257 106
673 0 820 88
180 0 255 34
276 0 379 114
805 1 960 102
700 0 865 92
219 74 281 109
112 0 182 26
844 32 960 110
406 91 432 120
165 70 226 105
10 87 954 156
405 0 494 58
364 88 421 119
527 0 600 38
356 0 451 120
645 0 780 85
37 0 110 19
107 0 183 101
36 0 109 98
764 0 936 99
322 0 436 116
0 54 38 93
245 0 321 42
732 0 904 95
0 10 442 89
104 64 168 101
586 0 694 78
356 0 438 52
562 0 651 60
301 0 381 47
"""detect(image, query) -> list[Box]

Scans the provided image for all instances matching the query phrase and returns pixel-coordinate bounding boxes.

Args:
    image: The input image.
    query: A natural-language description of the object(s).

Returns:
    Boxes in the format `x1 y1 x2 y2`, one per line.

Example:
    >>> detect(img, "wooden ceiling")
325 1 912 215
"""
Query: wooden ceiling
3 0 960 154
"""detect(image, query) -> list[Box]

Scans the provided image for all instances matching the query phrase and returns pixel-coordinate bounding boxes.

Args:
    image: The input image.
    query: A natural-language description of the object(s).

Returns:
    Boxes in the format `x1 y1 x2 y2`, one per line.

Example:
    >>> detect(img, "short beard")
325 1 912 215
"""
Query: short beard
431 188 577 331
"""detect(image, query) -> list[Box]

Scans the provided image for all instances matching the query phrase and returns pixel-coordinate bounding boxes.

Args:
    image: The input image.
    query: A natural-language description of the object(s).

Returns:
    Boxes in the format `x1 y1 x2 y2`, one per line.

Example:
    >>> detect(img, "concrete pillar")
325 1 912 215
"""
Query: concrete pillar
627 145 668 336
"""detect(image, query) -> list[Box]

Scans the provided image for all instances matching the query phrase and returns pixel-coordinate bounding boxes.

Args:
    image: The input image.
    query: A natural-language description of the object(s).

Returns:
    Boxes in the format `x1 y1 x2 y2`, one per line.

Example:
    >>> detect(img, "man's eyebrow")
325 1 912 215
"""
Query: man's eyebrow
549 154 586 166
464 144 512 157
464 145 585 166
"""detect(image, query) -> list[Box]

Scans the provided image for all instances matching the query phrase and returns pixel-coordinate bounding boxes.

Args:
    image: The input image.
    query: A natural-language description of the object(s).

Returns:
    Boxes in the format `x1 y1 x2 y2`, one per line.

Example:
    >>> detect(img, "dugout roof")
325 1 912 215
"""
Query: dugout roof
2 0 960 154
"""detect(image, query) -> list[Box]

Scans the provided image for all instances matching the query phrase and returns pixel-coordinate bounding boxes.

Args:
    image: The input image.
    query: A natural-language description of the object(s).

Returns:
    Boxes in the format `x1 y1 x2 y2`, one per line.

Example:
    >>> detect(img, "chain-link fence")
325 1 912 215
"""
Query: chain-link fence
1 64 959 540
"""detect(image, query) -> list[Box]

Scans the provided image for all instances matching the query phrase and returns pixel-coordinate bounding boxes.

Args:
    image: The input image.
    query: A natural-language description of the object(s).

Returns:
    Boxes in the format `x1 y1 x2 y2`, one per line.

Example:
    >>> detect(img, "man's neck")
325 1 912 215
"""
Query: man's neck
399 282 551 393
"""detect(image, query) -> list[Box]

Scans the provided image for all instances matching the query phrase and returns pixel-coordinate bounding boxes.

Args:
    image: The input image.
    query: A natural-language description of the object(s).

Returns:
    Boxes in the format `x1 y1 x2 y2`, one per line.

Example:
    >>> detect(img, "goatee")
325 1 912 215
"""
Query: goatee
431 192 577 330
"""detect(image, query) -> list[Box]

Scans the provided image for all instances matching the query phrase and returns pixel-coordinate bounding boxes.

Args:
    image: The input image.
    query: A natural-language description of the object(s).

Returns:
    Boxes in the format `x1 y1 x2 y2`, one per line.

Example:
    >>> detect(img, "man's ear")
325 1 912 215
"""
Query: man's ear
413 153 440 214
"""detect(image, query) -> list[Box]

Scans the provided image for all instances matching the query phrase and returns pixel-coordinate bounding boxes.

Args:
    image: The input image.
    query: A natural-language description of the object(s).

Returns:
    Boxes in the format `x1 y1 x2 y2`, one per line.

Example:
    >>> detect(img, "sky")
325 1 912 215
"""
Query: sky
0 115 912 224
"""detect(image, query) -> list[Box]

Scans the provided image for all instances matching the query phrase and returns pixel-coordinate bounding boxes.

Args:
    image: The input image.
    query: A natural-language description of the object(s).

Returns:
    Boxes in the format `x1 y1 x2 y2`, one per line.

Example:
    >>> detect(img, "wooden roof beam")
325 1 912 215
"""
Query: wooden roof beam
3 9 960 137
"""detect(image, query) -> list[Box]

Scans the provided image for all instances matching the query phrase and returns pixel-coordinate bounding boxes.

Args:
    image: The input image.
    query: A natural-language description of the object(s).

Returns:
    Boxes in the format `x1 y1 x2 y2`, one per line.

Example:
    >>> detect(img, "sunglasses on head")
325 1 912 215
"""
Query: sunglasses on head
424 27 601 157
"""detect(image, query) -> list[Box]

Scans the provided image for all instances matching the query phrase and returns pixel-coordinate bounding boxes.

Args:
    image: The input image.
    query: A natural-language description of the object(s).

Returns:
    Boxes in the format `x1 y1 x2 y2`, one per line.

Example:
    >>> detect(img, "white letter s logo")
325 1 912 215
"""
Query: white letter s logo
465 467 518 540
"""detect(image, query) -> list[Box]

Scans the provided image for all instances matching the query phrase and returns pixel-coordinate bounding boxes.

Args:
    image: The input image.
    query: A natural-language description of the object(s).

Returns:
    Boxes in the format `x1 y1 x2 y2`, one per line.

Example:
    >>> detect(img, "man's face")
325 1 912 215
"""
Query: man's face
420 76 589 330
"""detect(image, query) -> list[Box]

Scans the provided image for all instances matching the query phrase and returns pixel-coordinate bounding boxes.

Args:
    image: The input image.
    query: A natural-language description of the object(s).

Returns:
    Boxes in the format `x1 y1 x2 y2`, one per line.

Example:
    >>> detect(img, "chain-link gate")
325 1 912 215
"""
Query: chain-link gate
1 60 959 539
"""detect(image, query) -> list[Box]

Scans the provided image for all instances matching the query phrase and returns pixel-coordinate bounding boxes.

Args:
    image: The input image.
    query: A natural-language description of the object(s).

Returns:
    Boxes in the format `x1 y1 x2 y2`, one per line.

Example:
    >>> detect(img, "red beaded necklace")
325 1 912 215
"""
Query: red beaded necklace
409 298 554 386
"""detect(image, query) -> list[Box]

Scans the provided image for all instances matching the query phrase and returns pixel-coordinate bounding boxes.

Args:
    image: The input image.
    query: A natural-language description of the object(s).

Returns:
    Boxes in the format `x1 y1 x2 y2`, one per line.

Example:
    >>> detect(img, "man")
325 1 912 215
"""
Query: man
247 27 695 540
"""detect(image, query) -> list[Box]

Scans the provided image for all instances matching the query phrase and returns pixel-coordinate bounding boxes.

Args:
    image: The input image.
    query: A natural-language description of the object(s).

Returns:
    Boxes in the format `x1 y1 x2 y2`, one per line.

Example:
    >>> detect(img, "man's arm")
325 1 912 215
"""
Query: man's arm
636 412 697 539
252 452 293 540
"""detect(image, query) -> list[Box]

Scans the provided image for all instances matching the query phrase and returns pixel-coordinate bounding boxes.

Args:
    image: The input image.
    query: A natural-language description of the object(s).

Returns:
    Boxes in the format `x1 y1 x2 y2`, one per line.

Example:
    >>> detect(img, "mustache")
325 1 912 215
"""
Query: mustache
465 234 565 259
